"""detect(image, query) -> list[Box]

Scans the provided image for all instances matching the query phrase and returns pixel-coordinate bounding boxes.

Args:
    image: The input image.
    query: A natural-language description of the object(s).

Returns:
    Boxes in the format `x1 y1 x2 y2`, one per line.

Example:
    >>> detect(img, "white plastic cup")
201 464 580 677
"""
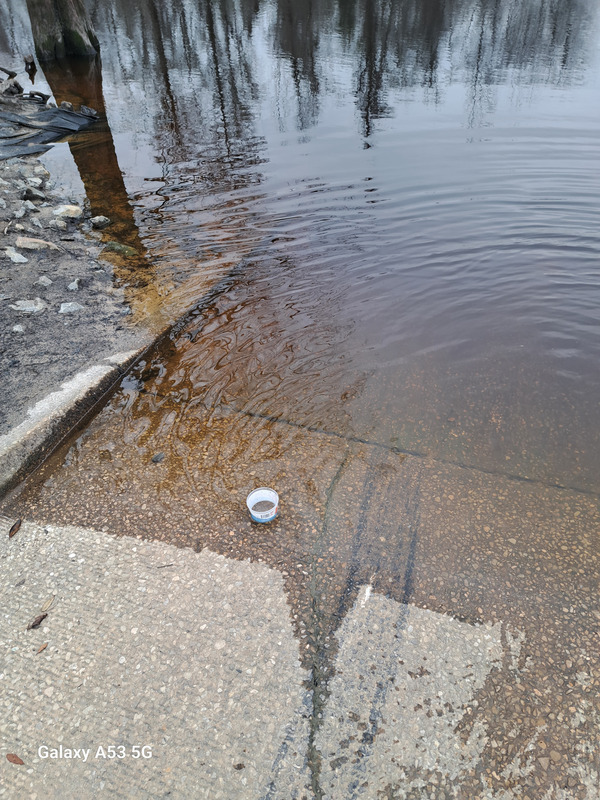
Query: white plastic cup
246 487 279 523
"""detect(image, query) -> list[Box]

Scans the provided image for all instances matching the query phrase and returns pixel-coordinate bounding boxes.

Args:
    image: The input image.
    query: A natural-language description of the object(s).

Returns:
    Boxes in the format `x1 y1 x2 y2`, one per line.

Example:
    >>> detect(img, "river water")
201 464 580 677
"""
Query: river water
2 1 600 794
3 0 600 489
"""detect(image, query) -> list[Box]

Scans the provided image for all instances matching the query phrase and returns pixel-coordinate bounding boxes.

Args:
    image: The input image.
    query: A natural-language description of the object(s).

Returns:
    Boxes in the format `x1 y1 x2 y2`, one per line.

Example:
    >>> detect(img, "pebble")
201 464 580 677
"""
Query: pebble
4 247 28 263
91 215 111 229
58 302 85 314
67 279 80 291
102 241 138 258
10 298 46 313
53 204 83 219
22 186 45 202
36 275 53 287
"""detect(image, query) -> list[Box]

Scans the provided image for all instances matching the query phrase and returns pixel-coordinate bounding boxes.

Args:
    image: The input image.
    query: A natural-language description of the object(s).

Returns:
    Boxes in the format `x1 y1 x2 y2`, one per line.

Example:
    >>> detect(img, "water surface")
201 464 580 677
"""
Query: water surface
7 0 594 487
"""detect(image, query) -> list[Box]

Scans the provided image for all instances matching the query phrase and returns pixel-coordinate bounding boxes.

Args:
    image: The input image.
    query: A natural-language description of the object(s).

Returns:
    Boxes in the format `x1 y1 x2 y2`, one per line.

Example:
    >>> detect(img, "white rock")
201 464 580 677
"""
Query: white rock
36 275 53 287
67 279 80 291
53 204 83 219
12 324 25 333
91 215 111 229
4 247 28 263
10 298 46 314
59 302 85 314
48 218 67 231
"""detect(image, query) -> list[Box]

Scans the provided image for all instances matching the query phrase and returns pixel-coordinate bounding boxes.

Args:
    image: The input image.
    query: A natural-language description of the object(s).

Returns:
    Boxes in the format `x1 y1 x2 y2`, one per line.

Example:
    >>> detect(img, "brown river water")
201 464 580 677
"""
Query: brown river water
2 0 600 795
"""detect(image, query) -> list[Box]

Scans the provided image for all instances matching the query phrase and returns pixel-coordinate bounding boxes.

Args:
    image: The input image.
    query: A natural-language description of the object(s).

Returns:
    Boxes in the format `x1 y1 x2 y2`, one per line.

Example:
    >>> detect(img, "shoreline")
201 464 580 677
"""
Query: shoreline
0 146 153 496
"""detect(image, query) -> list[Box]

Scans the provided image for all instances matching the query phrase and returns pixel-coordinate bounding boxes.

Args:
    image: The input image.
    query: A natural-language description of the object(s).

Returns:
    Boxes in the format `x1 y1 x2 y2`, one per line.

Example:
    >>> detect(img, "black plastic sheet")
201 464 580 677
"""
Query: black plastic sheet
0 100 97 160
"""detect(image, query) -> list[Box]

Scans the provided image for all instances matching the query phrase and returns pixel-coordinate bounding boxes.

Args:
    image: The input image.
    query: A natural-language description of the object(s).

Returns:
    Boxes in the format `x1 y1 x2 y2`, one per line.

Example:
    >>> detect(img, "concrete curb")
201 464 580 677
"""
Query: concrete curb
0 344 150 498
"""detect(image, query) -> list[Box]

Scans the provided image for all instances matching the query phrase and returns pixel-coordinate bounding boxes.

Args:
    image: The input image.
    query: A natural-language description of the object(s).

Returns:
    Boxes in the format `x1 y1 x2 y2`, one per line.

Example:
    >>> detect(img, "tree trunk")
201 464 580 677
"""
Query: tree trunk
26 0 100 61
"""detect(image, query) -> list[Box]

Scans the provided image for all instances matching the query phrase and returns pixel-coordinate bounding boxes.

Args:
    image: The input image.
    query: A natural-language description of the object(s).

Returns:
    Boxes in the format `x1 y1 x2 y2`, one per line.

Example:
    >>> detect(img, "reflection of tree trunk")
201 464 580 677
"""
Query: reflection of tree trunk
42 57 146 259
26 0 99 61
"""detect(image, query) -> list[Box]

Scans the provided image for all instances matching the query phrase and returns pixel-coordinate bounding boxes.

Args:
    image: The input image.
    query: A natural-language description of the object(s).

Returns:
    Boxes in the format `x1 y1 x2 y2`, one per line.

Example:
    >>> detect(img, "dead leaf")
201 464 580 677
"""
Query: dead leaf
27 613 47 630
6 753 24 765
40 595 55 613
37 643 48 654
8 519 21 539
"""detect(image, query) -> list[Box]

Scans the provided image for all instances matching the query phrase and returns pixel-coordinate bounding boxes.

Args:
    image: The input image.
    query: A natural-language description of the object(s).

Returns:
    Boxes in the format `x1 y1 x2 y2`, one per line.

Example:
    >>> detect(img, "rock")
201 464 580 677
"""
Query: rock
27 177 43 189
102 241 138 258
538 757 550 770
59 101 74 112
10 298 46 314
34 165 50 181
15 236 60 251
12 324 25 333
550 750 562 763
22 186 46 202
0 77 23 96
91 215 111 229
18 200 39 214
47 218 68 231
80 105 98 118
67 279 80 291
53 204 83 220
58 302 85 314
36 276 53 287
0 198 6 209
4 247 28 263
14 224 25 232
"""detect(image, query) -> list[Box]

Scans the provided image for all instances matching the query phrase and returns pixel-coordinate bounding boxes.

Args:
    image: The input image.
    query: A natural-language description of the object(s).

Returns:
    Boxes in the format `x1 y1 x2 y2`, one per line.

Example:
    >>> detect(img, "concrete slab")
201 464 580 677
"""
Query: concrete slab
317 594 503 798
0 349 148 496
3 382 599 797
0 517 312 800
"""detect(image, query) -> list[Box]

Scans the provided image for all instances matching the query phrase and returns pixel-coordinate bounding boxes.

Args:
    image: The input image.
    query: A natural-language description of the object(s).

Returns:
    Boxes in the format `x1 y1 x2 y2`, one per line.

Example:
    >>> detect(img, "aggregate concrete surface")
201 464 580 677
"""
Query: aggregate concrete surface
0 516 313 799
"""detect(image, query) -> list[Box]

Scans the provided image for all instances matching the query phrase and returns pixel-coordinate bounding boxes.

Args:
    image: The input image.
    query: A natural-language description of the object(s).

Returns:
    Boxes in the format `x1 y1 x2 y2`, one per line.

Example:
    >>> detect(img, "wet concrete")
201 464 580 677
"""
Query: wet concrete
3 234 600 795
3 233 600 796
3 391 599 797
